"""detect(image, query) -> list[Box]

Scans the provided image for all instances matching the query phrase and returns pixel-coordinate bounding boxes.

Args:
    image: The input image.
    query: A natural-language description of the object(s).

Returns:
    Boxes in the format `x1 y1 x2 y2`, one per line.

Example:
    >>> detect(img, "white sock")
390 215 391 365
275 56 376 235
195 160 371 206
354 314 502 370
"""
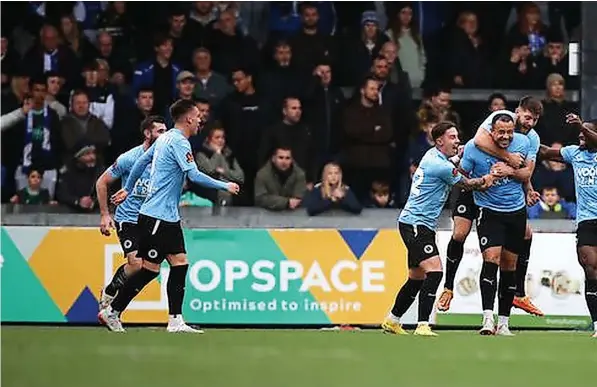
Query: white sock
498 315 509 327
483 310 494 320
387 313 400 324
593 321 597 332
168 314 183 325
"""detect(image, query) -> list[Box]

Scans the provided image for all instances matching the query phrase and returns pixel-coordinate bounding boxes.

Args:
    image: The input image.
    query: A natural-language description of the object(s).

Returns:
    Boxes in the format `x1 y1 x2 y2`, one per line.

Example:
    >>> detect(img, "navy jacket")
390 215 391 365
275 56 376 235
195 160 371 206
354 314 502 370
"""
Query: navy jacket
304 184 362 216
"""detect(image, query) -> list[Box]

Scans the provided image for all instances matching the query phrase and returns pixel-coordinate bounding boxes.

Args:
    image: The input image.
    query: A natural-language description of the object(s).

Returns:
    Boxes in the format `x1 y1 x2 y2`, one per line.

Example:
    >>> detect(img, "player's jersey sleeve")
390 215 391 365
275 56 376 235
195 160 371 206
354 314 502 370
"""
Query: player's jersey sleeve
480 110 516 132
560 145 579 164
436 159 464 186
460 143 475 174
172 137 196 173
107 152 132 179
526 130 540 162
512 133 530 158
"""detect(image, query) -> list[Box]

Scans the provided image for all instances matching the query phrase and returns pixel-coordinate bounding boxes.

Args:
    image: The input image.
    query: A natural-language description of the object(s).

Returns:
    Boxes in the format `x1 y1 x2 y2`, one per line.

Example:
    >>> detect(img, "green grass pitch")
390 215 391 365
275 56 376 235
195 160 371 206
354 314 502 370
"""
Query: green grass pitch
2 327 595 387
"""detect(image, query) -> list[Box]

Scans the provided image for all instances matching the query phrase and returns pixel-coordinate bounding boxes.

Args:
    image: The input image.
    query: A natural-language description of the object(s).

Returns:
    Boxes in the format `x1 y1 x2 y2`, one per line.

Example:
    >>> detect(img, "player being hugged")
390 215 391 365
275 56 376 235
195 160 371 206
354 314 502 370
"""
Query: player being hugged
539 114 597 338
382 121 494 337
459 113 533 336
95 116 167 311
101 99 239 333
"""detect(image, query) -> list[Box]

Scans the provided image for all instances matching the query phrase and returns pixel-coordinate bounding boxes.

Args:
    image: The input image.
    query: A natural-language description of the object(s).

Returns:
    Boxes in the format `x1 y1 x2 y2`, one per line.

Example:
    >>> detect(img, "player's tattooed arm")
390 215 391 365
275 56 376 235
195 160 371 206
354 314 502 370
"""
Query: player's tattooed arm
538 144 565 162
474 127 524 168
455 174 493 191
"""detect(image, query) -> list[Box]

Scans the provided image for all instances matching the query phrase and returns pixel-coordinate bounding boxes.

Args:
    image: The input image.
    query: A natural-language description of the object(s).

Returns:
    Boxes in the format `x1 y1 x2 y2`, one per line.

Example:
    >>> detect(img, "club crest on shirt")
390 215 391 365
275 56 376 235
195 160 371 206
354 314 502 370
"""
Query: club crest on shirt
186 152 194 163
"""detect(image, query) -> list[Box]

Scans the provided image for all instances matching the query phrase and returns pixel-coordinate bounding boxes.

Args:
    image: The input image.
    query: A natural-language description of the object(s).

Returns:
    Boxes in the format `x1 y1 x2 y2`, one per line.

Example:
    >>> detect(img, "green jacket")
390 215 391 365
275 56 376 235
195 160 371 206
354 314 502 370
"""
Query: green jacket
254 162 306 211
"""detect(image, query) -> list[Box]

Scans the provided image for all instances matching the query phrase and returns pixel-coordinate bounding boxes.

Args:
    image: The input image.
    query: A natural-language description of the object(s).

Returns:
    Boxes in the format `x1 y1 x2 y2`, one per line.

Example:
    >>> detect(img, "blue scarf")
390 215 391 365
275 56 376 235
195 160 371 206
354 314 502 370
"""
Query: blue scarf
23 105 52 173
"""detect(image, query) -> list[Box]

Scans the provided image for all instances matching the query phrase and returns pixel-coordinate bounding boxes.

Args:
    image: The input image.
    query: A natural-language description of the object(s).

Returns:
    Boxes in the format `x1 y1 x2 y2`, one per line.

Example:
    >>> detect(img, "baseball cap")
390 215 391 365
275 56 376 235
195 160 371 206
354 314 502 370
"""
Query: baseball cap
361 11 379 26
176 71 197 83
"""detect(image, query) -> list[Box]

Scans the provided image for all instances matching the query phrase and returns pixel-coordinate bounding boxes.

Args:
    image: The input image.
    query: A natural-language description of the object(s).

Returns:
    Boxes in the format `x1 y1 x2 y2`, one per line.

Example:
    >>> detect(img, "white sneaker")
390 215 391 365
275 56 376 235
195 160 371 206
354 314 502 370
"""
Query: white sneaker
99 288 116 310
166 315 204 333
98 308 125 332
495 324 515 336
479 314 495 336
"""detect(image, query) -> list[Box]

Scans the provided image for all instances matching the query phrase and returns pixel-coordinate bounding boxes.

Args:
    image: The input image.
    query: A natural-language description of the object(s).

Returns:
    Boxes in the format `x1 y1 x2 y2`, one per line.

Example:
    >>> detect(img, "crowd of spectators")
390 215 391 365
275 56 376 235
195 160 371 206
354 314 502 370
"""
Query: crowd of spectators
0 1 582 218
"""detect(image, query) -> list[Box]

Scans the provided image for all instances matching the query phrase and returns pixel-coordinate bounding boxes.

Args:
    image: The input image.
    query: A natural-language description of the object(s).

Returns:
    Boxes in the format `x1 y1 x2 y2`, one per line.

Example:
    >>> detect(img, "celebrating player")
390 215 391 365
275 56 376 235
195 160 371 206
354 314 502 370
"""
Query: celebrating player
95 116 166 310
438 97 544 317
459 113 531 335
382 122 494 336
99 99 240 333
539 115 597 338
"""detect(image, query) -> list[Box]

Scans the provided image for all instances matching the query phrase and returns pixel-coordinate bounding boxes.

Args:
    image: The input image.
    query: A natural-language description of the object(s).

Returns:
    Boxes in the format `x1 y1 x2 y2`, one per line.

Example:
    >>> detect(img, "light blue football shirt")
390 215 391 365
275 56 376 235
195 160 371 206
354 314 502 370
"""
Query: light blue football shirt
107 145 150 224
123 128 228 222
560 145 597 224
399 147 464 230
460 134 530 212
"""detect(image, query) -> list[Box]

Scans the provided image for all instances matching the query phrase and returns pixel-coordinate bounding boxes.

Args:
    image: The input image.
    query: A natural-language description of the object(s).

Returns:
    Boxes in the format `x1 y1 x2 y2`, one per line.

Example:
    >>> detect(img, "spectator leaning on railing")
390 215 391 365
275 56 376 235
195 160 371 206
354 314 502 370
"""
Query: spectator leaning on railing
304 162 362 216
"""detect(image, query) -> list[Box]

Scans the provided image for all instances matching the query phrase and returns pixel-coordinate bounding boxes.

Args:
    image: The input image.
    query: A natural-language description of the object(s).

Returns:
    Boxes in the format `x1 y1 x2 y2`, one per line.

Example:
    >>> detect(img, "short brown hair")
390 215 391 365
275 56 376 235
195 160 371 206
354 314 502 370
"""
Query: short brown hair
169 99 197 122
371 181 389 195
518 96 543 117
431 121 457 142
140 115 165 133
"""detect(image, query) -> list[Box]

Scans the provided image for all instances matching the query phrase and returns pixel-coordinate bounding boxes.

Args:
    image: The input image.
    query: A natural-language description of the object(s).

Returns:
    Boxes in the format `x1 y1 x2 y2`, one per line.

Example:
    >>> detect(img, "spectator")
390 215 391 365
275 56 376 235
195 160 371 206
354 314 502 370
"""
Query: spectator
260 41 304 113
528 187 576 220
7 77 62 200
45 71 68 119
303 62 345 166
78 61 116 129
111 88 154 159
186 1 218 47
166 8 194 70
58 14 98 66
304 162 362 216
536 29 568 82
342 11 388 85
195 126 244 206
487 92 507 112
132 33 180 114
379 41 412 94
218 68 271 206
341 77 393 201
97 1 136 52
208 8 260 78
425 87 461 127
191 48 232 110
289 3 336 78
96 31 131 85
22 24 79 87
1 34 20 88
364 180 395 208
56 141 103 212
506 2 548 59
532 141 575 201
9 167 55 205
1 71 31 131
535 73 579 146
451 10 492 88
254 146 307 211
498 34 540 89
259 97 317 185
60 89 110 165
189 98 215 151
384 3 426 88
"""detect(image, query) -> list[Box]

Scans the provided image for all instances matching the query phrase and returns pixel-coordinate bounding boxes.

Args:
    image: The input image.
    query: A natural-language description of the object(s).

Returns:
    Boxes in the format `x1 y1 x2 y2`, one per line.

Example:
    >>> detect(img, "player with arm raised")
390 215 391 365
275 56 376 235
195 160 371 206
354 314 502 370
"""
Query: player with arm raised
382 122 494 337
99 99 239 333
539 116 597 338
438 97 544 316
95 116 166 310
459 113 531 336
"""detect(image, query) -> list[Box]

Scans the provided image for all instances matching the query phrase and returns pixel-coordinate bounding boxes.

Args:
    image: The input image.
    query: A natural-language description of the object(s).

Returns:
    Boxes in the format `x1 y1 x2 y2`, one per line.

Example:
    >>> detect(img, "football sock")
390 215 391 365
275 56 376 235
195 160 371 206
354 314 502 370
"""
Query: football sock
480 262 499 311
585 278 597 323
391 278 424 318
168 264 189 316
418 271 443 323
111 268 158 313
515 238 532 297
445 238 465 290
498 270 516 317
104 264 128 297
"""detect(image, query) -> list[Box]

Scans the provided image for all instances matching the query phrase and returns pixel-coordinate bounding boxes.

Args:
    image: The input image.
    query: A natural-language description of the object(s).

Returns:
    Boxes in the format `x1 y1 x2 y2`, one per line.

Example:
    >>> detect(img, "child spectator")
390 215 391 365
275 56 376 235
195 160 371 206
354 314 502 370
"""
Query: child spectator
304 162 362 216
528 187 576 220
364 180 395 208
9 167 55 205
